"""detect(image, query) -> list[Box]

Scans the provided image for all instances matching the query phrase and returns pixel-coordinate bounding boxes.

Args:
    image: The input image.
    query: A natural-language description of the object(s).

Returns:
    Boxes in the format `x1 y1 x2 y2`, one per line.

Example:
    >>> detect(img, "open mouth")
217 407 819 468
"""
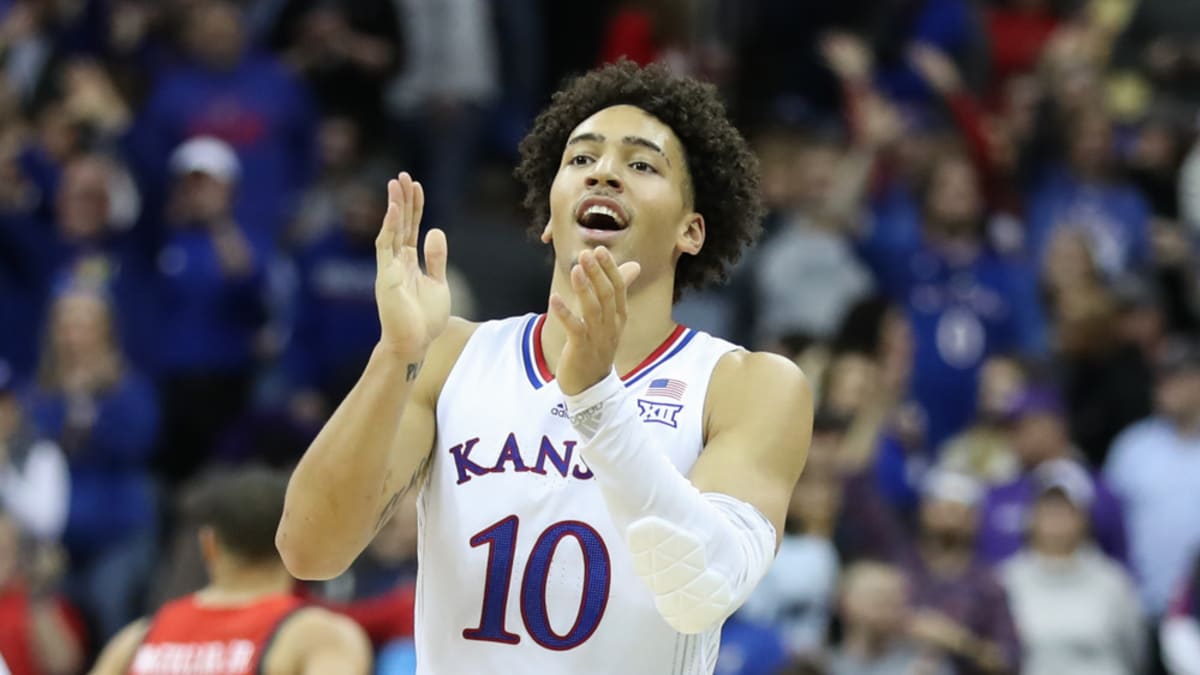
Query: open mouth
575 197 629 233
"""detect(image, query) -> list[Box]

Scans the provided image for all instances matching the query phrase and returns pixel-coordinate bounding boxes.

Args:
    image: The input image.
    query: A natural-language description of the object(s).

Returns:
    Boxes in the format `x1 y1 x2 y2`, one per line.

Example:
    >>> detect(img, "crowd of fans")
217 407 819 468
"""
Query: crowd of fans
1 0 1200 673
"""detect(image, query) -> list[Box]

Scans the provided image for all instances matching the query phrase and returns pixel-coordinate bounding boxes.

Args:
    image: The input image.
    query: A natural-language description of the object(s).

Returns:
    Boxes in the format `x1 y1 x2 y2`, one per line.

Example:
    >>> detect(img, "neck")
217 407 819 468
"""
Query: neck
1169 412 1200 436
927 227 979 260
920 538 972 576
845 628 893 658
198 562 293 605
541 265 678 377
1033 541 1079 561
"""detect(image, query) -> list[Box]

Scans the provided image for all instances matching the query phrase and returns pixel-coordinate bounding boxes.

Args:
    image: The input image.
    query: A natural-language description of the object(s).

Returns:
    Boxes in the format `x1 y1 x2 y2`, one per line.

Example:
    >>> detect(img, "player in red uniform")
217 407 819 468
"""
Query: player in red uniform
89 469 370 675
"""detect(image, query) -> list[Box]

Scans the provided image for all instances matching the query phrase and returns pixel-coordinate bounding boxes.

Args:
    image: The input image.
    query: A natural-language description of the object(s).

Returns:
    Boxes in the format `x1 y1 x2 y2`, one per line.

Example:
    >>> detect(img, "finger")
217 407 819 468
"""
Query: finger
410 181 425 247
375 186 400 269
549 293 585 337
571 260 602 326
594 247 629 318
617 261 641 288
387 176 402 206
396 173 413 255
583 248 616 326
423 228 448 283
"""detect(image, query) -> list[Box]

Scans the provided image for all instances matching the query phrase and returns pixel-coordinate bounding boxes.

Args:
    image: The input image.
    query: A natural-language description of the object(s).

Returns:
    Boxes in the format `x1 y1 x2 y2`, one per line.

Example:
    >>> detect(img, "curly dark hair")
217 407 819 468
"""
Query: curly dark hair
515 60 764 297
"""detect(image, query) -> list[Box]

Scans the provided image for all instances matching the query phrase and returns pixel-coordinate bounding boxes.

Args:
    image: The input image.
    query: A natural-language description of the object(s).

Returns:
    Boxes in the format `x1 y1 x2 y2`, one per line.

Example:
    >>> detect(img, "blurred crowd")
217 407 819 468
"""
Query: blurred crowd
1 0 1200 674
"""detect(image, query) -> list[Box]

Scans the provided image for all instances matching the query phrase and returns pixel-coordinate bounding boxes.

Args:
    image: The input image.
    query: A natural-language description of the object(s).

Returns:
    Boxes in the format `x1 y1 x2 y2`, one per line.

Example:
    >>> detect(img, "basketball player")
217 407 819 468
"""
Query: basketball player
277 61 813 673
90 469 370 675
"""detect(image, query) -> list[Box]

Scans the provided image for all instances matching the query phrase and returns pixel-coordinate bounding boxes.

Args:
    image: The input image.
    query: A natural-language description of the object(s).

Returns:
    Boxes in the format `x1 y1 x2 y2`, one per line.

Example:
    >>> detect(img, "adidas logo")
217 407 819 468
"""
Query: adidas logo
551 402 570 418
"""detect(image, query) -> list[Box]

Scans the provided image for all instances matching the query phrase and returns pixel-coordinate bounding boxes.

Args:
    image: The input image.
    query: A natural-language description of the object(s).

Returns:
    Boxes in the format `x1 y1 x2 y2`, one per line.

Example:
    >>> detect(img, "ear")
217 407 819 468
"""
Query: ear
540 222 553 243
676 213 705 256
198 526 219 566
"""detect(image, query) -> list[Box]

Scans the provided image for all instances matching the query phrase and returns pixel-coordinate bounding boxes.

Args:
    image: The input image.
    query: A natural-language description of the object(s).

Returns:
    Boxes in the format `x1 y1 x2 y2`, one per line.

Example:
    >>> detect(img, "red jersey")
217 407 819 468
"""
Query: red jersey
0 583 86 675
129 593 303 675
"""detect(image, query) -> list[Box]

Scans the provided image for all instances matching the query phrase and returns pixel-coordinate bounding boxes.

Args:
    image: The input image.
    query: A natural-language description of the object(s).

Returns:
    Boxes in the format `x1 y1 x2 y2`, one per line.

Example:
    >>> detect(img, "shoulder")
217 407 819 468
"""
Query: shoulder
706 349 813 434
281 605 366 639
998 552 1032 584
1106 418 1163 465
710 349 811 402
276 606 370 657
90 618 150 674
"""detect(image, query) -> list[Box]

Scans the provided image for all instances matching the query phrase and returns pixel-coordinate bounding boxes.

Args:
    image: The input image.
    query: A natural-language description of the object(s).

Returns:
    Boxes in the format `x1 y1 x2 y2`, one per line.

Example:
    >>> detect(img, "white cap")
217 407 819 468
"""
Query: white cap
1034 459 1095 510
922 468 984 508
170 136 240 182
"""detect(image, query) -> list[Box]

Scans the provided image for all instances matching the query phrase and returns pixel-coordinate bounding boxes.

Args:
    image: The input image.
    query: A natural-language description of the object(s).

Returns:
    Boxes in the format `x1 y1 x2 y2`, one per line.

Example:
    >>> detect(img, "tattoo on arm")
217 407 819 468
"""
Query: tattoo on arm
375 451 432 532
406 361 422 381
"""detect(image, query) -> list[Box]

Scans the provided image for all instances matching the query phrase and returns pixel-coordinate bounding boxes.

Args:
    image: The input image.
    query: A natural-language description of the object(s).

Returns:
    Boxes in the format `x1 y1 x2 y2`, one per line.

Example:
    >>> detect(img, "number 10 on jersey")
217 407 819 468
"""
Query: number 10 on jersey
463 516 611 650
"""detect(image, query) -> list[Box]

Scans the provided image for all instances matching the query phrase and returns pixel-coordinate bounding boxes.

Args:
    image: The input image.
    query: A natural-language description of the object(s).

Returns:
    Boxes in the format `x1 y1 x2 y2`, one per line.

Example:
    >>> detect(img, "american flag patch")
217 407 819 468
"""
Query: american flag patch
645 378 687 400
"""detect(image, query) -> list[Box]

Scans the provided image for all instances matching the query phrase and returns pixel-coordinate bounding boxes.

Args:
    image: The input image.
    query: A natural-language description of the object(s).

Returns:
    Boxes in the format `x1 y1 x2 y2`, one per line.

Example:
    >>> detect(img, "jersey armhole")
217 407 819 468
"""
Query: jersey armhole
255 605 308 675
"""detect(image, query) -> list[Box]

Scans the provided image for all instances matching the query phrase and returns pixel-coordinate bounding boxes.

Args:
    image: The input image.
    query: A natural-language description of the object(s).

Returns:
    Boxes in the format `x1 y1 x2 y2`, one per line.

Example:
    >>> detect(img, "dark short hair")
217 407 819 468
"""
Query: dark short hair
188 467 289 563
515 60 764 298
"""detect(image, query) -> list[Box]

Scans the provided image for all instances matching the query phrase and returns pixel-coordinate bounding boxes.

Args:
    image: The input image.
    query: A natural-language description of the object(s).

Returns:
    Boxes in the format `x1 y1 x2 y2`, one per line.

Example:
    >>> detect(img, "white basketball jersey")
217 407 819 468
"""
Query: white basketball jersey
415 313 741 674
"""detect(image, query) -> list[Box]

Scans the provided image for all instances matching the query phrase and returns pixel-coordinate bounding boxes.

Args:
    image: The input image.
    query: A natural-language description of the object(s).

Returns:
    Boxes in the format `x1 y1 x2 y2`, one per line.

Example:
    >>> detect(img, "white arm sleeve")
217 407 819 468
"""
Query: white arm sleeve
1162 617 1200 675
566 371 776 634
1 440 70 540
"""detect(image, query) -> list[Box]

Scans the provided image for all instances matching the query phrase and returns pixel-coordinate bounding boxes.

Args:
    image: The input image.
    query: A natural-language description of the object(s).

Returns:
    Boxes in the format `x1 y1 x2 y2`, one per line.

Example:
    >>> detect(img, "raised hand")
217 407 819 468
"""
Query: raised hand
374 172 451 356
908 42 962 95
821 32 873 84
549 247 641 397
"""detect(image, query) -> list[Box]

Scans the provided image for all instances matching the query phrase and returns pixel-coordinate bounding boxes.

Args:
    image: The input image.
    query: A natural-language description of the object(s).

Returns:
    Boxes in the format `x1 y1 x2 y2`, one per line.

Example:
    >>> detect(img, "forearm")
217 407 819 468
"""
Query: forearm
278 344 425 578
567 373 775 634
30 601 82 675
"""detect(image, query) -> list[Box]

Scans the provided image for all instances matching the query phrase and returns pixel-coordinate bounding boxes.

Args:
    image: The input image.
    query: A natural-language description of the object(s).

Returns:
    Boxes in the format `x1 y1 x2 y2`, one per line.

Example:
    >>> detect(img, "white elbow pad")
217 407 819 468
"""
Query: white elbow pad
627 493 776 634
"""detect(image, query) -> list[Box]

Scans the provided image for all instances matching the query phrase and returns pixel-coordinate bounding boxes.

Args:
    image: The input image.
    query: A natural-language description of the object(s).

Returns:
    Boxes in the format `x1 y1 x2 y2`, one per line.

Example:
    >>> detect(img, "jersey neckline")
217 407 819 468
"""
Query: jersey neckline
521 313 696 390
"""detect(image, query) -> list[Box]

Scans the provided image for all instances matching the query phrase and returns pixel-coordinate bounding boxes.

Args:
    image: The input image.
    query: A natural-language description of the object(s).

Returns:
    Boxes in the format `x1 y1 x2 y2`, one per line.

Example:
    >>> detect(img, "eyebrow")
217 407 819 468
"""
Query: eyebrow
565 132 671 166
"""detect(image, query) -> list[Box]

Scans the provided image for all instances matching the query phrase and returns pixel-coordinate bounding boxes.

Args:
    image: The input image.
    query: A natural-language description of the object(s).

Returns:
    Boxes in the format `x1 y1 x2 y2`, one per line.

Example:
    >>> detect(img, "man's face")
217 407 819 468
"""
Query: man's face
919 497 978 547
1011 413 1068 467
56 158 110 242
186 1 245 71
1156 369 1200 420
545 105 701 285
925 156 982 234
842 565 909 637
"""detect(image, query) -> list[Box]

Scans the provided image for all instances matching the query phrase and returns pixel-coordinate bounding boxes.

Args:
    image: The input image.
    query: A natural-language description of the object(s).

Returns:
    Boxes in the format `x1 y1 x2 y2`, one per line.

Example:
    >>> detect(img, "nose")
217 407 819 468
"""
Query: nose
585 159 623 192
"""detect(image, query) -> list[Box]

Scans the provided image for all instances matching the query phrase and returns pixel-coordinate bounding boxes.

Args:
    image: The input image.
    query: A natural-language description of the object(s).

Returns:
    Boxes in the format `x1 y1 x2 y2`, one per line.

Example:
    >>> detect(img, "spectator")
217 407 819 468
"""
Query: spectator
739 462 840 657
0 362 68 542
747 128 875 348
1001 466 1145 675
936 355 1025 487
131 0 317 252
598 0 691 70
829 561 951 675
385 0 499 231
287 116 369 247
983 0 1063 101
976 388 1128 566
0 509 86 675
1039 229 1156 466
1105 338 1200 619
269 0 401 138
155 136 266 485
859 151 1031 451
0 142 44 377
284 174 386 420
26 286 159 641
41 154 156 371
801 402 908 566
898 469 1021 674
1026 108 1152 281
